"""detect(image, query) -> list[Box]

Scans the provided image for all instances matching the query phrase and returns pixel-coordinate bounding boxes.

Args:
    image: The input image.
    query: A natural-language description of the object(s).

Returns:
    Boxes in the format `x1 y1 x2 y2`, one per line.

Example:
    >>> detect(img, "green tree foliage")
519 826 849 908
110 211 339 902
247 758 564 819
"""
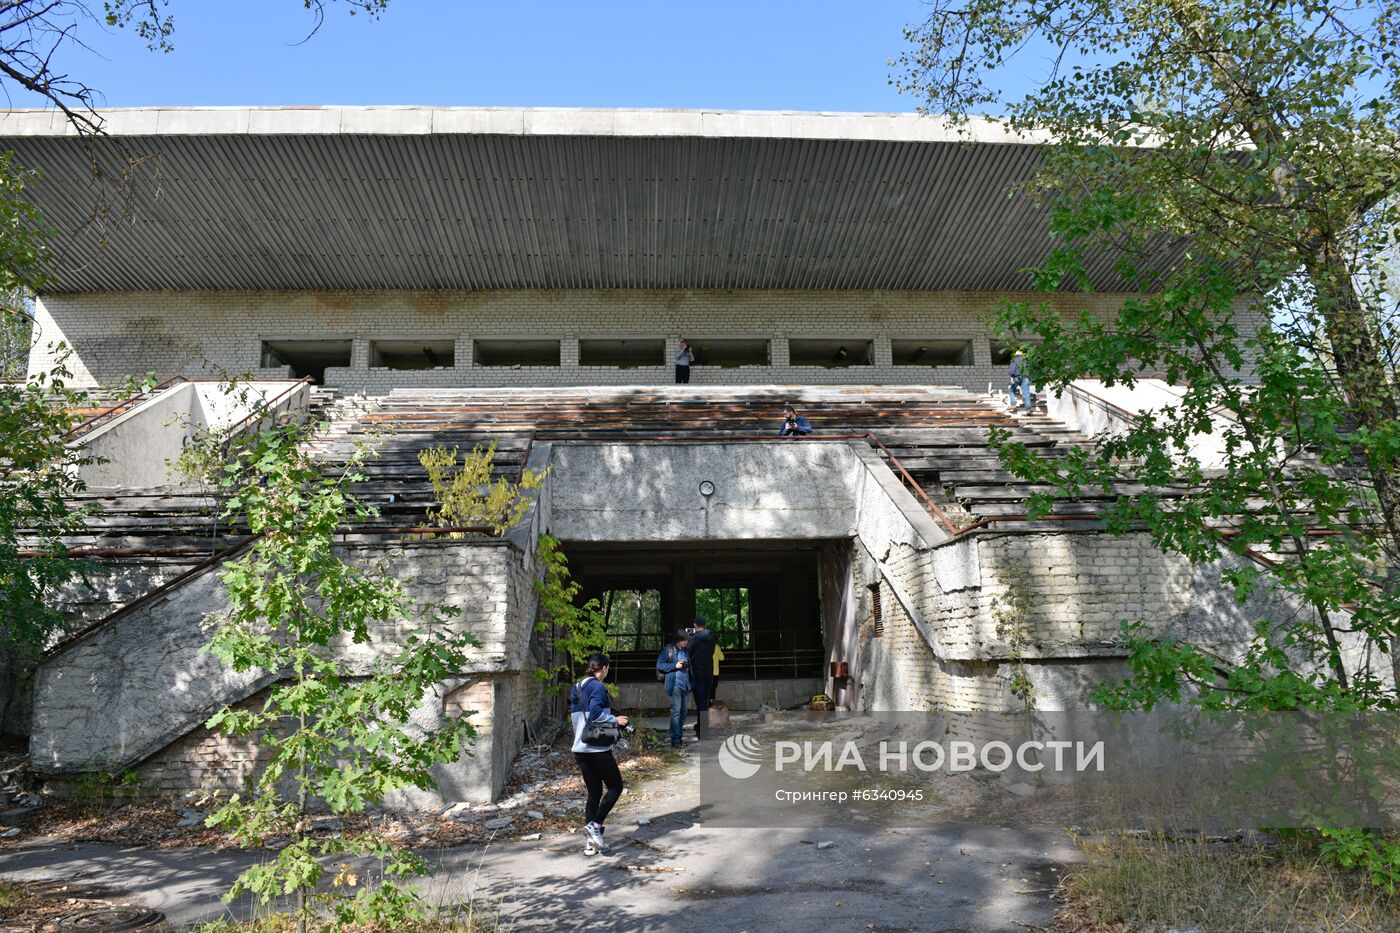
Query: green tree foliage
202 424 479 930
0 359 96 653
533 534 609 693
0 151 92 670
899 0 1400 712
418 441 547 535
695 587 750 649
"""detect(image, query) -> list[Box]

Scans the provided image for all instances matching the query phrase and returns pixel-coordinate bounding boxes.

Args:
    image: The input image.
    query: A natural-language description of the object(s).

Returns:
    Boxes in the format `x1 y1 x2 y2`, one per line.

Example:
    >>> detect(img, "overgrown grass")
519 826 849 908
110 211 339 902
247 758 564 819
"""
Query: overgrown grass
0 879 19 909
1056 832 1400 932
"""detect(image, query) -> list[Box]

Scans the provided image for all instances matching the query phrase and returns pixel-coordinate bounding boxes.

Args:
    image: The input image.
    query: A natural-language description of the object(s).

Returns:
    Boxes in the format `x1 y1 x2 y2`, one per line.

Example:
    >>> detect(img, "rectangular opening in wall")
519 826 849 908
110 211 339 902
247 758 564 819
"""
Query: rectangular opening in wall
788 338 873 367
892 339 974 367
869 582 884 637
259 338 352 384
696 586 752 649
369 339 456 370
602 588 664 652
579 338 664 368
474 339 561 367
689 338 769 368
990 340 1040 366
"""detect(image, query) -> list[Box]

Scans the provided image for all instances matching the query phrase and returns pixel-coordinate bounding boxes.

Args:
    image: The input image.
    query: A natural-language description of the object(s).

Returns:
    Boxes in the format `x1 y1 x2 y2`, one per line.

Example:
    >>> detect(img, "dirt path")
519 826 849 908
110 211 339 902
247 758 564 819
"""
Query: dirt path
0 728 1080 932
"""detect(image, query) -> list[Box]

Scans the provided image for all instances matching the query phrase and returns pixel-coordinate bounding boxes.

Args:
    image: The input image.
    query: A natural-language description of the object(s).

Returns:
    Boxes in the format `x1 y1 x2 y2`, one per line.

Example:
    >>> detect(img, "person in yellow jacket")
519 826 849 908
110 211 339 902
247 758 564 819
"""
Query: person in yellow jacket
712 642 725 704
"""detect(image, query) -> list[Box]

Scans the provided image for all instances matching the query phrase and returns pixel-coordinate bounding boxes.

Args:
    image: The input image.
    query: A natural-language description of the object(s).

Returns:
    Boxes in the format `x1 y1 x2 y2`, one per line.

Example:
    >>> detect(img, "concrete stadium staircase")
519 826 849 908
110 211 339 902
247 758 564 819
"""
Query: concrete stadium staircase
306 384 1113 535
26 383 1120 778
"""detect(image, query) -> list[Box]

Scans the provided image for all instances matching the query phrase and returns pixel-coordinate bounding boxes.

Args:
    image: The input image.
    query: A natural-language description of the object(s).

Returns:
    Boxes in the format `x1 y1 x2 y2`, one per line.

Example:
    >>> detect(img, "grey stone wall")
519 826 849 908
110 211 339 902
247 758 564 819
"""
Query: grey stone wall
851 524 1379 712
30 540 530 787
1 558 191 738
30 288 1182 393
612 677 824 712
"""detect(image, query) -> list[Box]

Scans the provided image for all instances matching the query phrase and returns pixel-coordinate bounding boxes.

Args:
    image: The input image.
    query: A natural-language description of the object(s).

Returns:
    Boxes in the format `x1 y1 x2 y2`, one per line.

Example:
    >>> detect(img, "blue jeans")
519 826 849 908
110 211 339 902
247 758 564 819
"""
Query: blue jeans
1008 375 1033 411
668 689 689 746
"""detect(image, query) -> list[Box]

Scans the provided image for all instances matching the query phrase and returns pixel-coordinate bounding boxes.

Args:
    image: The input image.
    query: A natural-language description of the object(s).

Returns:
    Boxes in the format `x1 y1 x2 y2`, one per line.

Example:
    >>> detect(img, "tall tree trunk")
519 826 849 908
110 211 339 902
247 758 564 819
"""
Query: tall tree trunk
1167 0 1400 692
1305 244 1400 691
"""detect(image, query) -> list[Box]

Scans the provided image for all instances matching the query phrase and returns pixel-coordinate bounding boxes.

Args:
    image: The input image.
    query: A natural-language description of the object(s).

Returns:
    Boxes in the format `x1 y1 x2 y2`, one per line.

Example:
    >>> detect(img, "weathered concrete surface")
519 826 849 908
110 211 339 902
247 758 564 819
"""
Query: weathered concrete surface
30 540 529 782
0 743 1079 932
0 106 1045 143
29 558 264 776
548 441 861 542
77 380 308 488
1046 378 1233 470
0 825 1075 932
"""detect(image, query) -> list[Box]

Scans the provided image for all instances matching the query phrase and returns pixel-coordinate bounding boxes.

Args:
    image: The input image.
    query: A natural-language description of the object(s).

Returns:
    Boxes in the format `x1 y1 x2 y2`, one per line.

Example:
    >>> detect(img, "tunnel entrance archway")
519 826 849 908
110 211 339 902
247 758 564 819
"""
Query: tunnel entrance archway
562 541 831 709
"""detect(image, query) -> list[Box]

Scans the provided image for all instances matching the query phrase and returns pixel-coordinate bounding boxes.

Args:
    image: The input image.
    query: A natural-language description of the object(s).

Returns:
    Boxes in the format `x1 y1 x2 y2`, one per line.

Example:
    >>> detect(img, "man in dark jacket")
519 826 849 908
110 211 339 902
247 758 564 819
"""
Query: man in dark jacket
656 633 691 749
779 403 813 437
687 615 717 739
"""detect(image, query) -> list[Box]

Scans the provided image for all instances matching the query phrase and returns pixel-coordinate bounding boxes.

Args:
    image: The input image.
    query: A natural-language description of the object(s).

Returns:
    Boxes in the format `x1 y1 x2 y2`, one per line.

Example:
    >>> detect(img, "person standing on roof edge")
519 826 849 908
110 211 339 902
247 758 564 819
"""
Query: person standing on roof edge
657 630 691 748
779 403 812 437
1007 350 1034 413
686 615 716 740
675 339 694 384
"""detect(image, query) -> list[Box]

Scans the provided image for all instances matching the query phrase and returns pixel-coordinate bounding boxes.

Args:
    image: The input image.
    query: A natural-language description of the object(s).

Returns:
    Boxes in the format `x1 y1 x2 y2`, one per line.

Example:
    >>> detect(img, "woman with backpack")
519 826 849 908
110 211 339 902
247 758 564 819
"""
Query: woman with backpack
656 630 691 749
570 653 630 856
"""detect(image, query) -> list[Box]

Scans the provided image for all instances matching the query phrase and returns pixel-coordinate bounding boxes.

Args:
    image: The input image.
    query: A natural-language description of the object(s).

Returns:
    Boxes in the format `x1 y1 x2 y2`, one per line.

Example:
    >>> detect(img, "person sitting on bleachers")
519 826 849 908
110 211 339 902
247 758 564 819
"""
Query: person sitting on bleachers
779 403 813 437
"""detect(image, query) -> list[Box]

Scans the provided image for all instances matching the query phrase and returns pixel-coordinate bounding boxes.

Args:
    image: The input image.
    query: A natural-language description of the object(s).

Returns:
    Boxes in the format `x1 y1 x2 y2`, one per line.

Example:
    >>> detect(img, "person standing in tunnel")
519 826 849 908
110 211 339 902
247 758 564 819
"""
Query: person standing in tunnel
687 615 716 739
657 631 691 748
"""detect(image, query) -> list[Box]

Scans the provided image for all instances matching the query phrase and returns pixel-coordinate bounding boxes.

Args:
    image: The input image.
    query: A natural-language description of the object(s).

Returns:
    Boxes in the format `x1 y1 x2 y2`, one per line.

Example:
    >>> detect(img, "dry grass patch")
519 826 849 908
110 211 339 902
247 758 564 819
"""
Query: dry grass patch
1055 832 1400 932
0 877 141 927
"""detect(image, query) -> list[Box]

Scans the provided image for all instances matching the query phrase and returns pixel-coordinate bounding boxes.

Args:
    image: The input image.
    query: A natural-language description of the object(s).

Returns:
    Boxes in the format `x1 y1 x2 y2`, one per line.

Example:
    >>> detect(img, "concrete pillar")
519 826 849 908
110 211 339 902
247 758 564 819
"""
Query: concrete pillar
670 562 695 636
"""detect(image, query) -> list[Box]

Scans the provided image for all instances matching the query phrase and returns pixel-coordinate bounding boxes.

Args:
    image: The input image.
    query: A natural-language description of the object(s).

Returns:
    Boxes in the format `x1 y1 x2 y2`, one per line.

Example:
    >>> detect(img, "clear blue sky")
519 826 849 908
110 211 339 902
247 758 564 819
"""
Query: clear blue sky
17 1 956 112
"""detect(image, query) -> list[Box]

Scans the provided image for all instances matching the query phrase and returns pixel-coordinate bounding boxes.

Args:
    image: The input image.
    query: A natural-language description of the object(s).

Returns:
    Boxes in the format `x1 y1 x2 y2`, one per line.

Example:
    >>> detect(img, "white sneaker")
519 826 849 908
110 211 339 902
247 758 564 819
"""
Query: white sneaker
584 821 607 853
583 841 598 856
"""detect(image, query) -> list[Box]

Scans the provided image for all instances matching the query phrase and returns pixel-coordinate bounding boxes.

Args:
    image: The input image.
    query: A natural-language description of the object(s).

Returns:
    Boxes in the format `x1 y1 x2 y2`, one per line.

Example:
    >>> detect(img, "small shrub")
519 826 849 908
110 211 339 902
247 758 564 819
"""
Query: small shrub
419 441 546 535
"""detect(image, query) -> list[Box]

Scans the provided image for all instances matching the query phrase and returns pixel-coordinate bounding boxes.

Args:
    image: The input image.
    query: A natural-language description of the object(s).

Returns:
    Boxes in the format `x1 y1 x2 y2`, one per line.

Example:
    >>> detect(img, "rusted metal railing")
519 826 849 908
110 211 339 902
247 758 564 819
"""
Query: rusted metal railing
1063 382 1138 422
64 375 189 440
219 376 316 440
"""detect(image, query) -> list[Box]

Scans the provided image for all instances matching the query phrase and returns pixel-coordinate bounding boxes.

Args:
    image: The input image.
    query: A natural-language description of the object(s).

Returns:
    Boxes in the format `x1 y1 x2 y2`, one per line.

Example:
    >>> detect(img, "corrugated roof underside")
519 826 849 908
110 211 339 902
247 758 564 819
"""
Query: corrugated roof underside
0 133 1170 292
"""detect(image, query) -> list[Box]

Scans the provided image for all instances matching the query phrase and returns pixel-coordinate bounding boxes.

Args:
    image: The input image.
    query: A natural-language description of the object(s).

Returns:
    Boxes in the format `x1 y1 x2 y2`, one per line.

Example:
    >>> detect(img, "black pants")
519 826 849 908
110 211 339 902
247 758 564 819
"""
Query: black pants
675 364 690 384
692 672 713 711
574 751 624 825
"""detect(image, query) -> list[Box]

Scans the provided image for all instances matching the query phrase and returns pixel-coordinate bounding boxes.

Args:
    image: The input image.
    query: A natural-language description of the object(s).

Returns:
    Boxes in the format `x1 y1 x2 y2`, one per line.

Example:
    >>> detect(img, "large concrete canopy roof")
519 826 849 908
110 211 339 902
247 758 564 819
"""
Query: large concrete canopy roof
0 107 1165 293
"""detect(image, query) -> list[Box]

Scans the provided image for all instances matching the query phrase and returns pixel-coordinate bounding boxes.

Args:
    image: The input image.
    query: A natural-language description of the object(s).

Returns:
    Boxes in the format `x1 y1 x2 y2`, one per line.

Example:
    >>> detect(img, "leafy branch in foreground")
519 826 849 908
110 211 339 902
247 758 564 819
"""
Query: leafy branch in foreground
202 424 479 931
898 0 1400 889
0 354 97 654
532 533 608 695
900 0 1399 711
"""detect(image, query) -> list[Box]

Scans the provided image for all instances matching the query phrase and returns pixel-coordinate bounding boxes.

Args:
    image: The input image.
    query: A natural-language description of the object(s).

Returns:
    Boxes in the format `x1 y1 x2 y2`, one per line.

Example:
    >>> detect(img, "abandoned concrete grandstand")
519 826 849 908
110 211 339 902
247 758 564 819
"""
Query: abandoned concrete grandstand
0 107 1337 805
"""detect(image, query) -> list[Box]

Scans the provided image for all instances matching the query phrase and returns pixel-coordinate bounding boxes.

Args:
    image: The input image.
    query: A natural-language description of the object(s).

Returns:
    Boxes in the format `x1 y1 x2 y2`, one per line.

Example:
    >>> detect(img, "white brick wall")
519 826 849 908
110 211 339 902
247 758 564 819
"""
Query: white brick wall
29 288 1179 393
